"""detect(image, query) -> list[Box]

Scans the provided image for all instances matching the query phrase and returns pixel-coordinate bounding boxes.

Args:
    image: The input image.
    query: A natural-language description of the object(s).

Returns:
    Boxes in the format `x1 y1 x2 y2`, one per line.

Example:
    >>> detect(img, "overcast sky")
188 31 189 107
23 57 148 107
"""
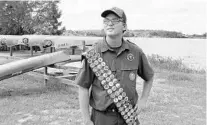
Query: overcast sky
58 0 206 34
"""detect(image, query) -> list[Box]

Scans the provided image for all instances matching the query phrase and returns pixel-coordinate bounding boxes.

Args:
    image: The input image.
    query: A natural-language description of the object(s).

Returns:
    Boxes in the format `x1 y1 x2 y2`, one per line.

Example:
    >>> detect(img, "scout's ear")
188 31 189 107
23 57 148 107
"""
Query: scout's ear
123 23 128 33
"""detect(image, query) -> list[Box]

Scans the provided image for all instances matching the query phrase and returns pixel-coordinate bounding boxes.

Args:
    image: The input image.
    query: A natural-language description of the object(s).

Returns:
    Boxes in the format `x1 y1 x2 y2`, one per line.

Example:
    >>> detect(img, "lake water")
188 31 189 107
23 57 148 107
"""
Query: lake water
127 38 206 70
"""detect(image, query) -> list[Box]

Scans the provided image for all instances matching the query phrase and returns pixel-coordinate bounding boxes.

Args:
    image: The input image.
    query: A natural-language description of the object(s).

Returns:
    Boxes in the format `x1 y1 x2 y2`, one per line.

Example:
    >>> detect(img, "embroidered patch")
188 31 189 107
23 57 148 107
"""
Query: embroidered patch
129 72 136 81
127 53 134 61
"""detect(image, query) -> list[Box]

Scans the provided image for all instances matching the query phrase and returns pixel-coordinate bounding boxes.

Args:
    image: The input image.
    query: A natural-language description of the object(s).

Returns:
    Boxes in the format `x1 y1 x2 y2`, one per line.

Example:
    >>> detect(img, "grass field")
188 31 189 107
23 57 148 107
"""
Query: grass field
0 51 206 125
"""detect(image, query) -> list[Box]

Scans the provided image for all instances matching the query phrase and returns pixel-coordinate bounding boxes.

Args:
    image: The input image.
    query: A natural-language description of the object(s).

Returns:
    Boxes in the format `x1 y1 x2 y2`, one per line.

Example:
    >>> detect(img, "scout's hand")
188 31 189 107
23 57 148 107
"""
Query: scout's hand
134 99 147 115
84 120 94 125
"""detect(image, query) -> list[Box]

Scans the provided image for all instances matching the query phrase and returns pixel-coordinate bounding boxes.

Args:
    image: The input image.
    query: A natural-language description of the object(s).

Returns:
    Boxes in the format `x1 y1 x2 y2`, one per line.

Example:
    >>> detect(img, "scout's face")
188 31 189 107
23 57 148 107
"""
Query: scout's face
103 13 126 37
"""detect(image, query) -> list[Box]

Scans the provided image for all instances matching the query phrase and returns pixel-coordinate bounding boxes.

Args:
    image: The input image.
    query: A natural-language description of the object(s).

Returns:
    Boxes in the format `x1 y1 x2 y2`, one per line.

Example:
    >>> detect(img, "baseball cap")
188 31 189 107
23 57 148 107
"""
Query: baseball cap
101 7 127 24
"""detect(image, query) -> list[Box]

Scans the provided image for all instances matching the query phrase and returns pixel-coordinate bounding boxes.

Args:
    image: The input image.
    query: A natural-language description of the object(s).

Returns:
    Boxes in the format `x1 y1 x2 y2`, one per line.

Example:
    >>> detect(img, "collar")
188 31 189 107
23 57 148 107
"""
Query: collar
100 37 129 53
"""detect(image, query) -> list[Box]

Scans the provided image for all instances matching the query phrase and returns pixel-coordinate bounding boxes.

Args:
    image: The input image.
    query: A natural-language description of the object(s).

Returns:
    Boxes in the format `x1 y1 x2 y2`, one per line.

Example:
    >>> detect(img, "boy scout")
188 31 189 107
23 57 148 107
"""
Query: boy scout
76 7 154 125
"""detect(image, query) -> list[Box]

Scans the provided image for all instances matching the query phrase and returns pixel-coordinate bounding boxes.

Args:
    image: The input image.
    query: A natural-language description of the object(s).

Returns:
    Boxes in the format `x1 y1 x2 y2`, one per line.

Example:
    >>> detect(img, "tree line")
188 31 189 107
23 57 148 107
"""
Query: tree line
0 1 65 35
63 30 206 38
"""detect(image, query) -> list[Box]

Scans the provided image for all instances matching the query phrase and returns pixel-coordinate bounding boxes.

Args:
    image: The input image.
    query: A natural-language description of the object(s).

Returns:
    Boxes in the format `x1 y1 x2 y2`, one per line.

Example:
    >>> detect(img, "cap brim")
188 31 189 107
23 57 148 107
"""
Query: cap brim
101 10 121 18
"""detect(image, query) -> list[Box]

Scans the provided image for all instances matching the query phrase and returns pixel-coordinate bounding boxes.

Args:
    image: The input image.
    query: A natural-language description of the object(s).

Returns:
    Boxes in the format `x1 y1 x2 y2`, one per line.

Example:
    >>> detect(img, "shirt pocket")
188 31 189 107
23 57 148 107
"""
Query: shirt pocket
120 58 138 84
119 63 138 102
120 66 138 87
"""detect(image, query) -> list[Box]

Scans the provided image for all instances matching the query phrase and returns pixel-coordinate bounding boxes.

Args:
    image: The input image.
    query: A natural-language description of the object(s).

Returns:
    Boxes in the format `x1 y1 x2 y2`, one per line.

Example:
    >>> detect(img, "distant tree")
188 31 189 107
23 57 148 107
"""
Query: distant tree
0 1 65 35
123 31 134 37
33 1 65 35
202 33 207 38
0 1 35 35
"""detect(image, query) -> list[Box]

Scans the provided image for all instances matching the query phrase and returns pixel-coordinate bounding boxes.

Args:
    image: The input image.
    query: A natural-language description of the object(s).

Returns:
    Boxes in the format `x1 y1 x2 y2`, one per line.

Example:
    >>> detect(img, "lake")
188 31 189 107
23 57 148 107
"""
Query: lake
127 38 206 70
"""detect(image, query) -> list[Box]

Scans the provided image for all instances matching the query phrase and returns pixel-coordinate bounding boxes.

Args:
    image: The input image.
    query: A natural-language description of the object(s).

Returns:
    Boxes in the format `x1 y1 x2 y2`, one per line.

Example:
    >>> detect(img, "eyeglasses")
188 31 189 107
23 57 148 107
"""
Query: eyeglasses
103 18 123 25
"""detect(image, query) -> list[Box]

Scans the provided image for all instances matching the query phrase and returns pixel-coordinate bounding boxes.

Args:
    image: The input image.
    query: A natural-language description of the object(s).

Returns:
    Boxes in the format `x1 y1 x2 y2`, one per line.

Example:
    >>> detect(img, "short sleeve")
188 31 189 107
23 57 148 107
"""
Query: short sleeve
75 55 94 89
137 52 154 81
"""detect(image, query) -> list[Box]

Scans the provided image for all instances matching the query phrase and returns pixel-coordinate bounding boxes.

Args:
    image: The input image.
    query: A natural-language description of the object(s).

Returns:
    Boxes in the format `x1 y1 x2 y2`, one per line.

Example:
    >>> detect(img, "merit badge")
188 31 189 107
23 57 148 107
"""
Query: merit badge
103 73 108 77
119 88 123 93
114 98 118 103
121 111 126 115
98 58 103 62
110 93 116 98
112 86 117 91
113 79 118 83
125 108 129 113
129 72 136 81
92 67 98 72
87 59 92 63
126 119 130 123
115 91 120 96
122 92 126 97
95 53 100 58
116 102 121 107
92 55 97 60
106 77 111 82
128 104 132 109
109 82 114 86
119 107 124 112
101 80 106 85
89 49 95 56
98 76 104 81
94 60 99 65
90 63 95 68
130 108 134 113
124 115 128 120
127 53 134 61
95 72 101 76
124 97 128 101
97 64 102 69
115 83 120 88
109 74 114 79
104 66 109 70
118 95 123 100
107 89 112 94
101 62 106 66
104 84 109 89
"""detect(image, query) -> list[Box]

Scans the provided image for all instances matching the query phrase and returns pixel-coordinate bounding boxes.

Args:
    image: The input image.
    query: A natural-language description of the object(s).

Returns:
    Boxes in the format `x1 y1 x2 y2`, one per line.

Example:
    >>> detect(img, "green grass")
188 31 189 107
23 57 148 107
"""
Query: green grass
148 54 206 74
136 70 206 125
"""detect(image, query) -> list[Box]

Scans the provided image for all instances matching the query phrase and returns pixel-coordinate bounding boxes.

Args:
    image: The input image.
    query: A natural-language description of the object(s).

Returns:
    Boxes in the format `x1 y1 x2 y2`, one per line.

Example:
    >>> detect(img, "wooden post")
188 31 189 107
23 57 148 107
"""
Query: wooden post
19 45 22 50
50 47 53 53
44 66 48 86
71 46 75 55
30 46 33 56
82 40 86 52
10 46 13 56
53 47 56 52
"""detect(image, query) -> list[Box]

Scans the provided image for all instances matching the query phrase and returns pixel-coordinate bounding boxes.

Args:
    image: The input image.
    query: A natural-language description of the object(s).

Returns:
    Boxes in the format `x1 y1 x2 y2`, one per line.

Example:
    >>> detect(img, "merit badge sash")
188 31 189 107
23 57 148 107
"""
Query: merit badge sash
85 49 137 125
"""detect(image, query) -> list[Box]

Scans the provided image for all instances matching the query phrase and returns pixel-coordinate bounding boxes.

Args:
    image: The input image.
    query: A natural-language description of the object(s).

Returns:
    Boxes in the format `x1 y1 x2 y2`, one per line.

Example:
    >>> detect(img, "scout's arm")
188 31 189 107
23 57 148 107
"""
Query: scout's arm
76 58 94 125
140 77 153 102
136 52 154 114
135 77 153 115
79 86 93 125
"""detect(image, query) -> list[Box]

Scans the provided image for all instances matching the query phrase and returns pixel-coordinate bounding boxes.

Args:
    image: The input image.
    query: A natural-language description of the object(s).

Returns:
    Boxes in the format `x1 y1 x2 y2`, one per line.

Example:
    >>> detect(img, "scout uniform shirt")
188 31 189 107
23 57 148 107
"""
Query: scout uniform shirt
76 37 154 111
